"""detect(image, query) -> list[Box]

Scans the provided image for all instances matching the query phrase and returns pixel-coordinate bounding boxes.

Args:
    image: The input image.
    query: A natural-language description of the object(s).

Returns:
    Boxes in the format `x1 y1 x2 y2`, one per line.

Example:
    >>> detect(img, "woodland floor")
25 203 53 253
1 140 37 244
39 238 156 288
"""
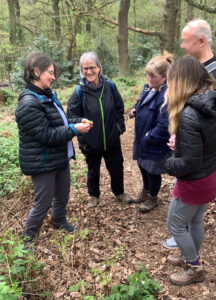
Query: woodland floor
1 117 216 300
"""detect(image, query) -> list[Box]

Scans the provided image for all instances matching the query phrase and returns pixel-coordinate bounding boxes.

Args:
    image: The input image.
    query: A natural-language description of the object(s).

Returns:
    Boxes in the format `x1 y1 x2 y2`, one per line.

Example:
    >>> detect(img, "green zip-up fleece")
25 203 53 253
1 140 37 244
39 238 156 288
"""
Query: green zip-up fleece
67 76 125 153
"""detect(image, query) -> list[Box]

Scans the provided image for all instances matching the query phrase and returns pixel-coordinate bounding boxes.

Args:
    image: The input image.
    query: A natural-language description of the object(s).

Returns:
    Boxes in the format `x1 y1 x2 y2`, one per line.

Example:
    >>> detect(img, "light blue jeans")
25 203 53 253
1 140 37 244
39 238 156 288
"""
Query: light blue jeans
167 197 208 262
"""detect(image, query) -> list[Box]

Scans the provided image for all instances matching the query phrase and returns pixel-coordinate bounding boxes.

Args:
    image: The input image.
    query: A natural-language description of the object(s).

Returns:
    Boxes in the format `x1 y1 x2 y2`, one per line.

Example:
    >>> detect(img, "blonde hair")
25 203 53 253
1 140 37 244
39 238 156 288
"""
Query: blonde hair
145 51 173 77
166 56 216 134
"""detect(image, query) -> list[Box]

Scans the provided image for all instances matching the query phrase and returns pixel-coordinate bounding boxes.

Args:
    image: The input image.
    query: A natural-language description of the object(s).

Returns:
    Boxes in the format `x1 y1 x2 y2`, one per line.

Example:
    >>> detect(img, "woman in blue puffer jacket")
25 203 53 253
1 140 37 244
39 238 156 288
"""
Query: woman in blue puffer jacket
16 52 92 245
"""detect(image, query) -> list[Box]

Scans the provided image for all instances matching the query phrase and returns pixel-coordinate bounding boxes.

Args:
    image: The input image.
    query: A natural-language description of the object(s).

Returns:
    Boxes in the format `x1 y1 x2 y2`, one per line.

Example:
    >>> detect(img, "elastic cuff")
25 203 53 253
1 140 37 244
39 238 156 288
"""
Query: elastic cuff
69 124 78 136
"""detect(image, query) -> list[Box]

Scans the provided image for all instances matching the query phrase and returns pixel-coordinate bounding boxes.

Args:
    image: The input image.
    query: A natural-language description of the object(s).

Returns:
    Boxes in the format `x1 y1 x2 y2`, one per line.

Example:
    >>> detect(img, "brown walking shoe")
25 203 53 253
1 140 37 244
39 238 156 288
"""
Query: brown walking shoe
169 264 205 286
167 254 185 266
127 189 149 204
87 196 99 208
116 193 133 203
139 195 158 213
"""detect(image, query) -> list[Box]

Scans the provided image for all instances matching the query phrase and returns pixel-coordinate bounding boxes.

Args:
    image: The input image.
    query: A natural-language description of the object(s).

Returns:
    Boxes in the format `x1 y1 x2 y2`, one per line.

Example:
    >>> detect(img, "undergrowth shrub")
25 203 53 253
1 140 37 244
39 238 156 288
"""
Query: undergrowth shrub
0 230 48 299
0 89 17 107
0 122 21 198
69 264 161 299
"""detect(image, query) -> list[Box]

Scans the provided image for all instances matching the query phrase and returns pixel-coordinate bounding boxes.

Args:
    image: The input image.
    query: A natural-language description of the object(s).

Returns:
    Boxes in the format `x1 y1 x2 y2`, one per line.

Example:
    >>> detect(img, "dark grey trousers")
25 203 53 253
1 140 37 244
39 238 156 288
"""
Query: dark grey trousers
23 168 70 239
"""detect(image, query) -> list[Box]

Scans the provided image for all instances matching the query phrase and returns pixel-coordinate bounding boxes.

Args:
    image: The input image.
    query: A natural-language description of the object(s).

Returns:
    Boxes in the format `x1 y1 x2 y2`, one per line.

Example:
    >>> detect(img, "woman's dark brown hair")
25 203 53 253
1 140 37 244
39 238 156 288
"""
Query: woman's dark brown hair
23 52 57 83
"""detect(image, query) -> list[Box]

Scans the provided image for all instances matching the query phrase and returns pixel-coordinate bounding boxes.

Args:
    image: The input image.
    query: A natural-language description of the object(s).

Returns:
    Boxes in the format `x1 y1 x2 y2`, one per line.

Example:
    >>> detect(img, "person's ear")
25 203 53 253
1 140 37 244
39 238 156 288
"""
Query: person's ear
33 67 41 78
199 36 206 47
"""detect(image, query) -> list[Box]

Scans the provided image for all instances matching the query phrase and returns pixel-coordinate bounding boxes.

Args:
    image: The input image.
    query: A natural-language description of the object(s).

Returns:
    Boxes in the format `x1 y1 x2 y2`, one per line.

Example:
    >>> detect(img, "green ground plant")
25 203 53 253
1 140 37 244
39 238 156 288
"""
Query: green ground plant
50 231 76 262
0 230 47 299
69 265 161 300
0 122 20 198
0 89 17 108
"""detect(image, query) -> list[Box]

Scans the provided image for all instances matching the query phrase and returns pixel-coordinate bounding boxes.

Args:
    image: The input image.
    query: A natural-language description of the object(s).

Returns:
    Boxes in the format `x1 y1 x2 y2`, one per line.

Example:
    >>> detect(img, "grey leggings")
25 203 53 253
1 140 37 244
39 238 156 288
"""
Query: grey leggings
167 197 208 262
23 168 70 239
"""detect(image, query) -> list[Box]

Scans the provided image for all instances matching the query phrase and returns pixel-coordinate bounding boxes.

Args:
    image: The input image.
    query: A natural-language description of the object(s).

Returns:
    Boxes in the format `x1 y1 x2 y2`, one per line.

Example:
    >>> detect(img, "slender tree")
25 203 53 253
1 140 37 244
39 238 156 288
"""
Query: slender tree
7 0 16 45
52 0 62 41
118 0 130 76
160 0 179 52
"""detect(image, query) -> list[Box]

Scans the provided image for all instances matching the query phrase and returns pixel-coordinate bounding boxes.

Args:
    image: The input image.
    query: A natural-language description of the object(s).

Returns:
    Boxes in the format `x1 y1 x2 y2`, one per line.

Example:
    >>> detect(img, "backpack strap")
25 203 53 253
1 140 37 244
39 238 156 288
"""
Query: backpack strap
108 80 115 96
205 61 216 74
76 85 83 103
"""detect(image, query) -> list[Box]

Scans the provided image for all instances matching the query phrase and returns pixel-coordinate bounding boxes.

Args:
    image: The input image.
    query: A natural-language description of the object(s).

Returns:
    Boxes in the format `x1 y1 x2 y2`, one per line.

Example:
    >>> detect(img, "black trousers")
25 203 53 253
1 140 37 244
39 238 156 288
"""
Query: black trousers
85 140 124 198
138 164 162 197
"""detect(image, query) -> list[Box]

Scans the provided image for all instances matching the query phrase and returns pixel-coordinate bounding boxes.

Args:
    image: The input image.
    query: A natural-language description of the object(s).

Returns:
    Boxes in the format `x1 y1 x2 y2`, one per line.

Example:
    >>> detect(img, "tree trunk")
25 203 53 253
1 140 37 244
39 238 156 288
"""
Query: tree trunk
118 0 130 77
175 0 181 42
67 14 81 75
7 0 16 45
52 0 61 41
186 2 194 22
160 0 179 52
14 0 23 45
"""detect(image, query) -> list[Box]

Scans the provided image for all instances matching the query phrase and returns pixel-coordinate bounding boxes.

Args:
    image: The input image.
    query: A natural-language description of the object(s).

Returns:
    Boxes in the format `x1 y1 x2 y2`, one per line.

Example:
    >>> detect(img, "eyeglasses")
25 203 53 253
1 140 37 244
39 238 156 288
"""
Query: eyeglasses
82 66 97 71
47 70 55 76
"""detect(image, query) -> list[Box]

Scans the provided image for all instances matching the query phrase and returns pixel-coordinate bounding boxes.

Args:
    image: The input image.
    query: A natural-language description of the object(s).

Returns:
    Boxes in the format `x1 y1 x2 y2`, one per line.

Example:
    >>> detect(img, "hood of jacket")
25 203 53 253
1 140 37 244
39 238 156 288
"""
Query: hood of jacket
186 89 216 118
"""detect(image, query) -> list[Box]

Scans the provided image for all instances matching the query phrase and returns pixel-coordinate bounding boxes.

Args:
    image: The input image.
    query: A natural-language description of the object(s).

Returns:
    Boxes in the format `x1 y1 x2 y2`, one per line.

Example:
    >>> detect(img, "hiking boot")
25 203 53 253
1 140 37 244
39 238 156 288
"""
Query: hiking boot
23 236 34 250
53 222 79 233
163 236 178 249
169 264 205 286
127 189 149 204
87 196 99 208
167 254 185 266
116 193 133 203
139 195 158 213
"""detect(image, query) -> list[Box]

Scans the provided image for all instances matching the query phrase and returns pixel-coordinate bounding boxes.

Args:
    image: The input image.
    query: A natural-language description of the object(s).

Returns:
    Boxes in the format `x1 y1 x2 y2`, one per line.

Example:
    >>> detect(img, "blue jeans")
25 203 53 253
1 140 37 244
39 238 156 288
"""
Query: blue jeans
167 197 208 262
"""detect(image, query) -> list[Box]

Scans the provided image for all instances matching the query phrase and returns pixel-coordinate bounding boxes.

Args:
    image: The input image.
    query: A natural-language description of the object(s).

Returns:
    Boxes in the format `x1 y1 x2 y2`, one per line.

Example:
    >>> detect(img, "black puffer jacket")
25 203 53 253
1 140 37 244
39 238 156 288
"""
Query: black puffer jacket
67 76 125 153
15 89 75 175
166 89 216 180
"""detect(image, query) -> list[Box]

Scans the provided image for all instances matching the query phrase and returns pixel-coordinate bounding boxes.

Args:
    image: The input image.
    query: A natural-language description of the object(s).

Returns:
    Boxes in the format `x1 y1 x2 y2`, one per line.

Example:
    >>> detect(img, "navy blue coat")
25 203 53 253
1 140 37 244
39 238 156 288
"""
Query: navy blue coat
133 83 170 160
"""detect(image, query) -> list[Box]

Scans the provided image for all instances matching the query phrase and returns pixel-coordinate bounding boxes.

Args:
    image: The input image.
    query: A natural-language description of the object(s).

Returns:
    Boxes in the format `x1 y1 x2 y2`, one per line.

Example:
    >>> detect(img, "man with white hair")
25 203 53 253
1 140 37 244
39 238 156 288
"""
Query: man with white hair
164 19 216 250
181 19 216 77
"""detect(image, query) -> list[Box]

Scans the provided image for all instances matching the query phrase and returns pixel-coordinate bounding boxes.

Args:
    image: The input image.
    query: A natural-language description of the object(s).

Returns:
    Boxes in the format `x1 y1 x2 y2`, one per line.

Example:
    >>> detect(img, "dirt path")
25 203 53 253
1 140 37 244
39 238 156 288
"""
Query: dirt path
65 117 216 300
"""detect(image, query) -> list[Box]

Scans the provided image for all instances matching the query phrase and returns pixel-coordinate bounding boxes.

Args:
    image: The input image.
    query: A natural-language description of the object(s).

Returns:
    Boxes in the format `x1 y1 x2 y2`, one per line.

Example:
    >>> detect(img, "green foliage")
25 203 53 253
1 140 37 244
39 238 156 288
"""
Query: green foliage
70 157 88 190
11 35 70 91
0 122 20 197
50 231 75 260
0 89 17 107
69 265 161 300
130 36 160 72
103 265 161 300
96 40 118 78
0 231 45 299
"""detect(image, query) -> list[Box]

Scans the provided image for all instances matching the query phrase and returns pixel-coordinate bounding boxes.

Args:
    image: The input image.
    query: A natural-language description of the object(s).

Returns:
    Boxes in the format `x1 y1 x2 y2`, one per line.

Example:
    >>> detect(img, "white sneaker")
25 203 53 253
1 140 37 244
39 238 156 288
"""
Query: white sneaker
163 236 178 249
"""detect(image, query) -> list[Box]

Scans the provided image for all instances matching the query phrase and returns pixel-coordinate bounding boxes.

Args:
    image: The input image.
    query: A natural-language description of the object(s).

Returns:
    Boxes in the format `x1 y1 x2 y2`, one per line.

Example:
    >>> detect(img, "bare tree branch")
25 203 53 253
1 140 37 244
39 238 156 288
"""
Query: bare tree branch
184 0 216 13
86 3 163 39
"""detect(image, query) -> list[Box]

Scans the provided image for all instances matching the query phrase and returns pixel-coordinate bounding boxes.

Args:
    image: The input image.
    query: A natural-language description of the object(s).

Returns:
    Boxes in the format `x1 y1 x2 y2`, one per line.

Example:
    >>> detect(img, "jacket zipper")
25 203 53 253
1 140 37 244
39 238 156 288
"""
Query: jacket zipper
98 84 106 151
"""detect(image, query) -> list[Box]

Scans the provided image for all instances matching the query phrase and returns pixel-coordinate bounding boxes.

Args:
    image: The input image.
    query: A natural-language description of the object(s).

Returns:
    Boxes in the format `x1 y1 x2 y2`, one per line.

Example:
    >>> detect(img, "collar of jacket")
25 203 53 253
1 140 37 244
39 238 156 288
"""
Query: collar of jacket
79 74 105 90
140 83 167 106
26 89 63 109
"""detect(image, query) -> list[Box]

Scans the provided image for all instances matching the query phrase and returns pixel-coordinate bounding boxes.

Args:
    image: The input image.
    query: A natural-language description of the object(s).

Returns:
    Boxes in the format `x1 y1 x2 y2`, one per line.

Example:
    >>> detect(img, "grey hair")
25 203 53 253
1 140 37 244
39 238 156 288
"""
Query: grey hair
79 52 103 78
184 19 212 46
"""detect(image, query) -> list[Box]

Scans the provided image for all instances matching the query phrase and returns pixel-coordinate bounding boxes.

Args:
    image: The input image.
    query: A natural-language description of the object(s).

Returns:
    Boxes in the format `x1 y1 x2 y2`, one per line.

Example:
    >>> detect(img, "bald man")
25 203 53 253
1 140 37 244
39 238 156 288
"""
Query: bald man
181 19 216 78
